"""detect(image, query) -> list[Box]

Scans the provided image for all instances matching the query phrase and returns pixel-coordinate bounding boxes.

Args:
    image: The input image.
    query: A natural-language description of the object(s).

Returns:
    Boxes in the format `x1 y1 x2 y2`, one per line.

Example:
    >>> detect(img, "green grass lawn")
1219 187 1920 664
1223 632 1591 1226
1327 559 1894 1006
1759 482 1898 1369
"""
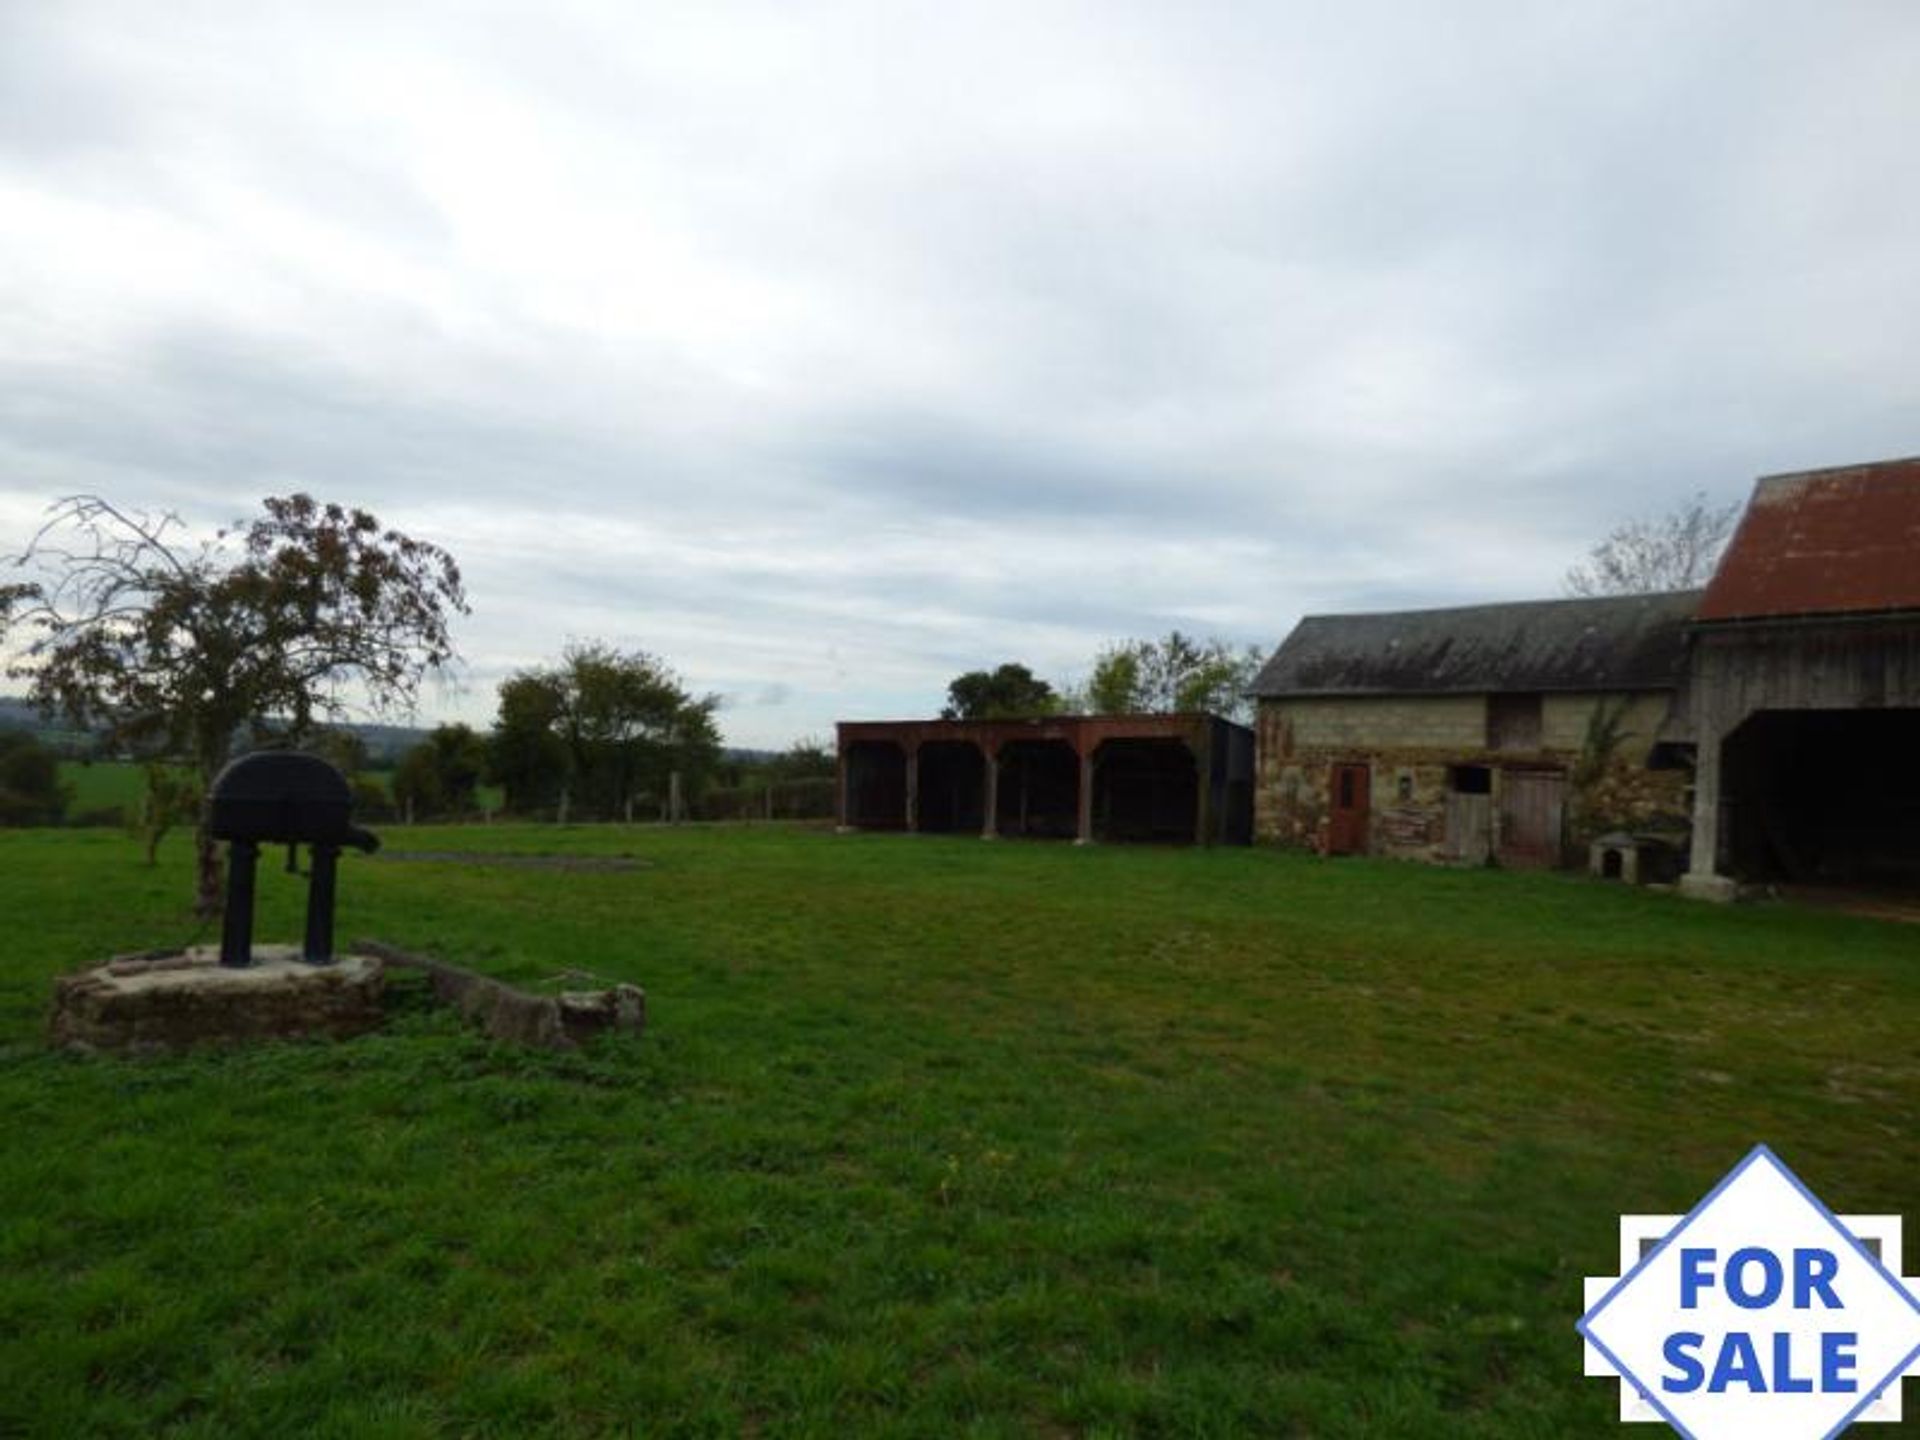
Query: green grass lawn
1 825 1915 1437
57 759 157 820
54 762 504 825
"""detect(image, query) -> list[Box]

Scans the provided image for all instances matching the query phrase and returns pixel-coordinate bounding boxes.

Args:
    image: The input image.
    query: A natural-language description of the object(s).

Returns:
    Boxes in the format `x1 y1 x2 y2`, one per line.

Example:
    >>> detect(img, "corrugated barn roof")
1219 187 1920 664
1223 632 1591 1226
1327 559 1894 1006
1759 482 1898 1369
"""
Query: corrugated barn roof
1251 590 1702 698
1698 456 1920 622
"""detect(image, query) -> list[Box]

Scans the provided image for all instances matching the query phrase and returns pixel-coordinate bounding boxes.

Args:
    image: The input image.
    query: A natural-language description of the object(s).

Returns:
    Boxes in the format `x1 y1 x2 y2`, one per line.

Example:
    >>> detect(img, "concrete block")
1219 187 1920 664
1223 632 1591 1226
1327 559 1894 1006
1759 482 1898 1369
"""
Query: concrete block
50 945 385 1053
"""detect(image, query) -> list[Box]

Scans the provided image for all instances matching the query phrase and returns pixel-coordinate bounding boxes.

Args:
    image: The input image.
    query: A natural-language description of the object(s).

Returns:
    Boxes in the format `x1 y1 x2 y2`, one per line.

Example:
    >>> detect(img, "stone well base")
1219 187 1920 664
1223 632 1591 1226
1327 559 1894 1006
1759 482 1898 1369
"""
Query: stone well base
49 944 384 1053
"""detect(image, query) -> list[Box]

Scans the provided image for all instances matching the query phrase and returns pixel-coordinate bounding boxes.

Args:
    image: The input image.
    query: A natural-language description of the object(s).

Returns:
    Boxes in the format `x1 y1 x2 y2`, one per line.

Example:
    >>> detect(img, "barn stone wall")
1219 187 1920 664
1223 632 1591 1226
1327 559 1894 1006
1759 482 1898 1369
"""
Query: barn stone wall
1542 691 1672 753
1271 695 1488 751
1255 689 1685 863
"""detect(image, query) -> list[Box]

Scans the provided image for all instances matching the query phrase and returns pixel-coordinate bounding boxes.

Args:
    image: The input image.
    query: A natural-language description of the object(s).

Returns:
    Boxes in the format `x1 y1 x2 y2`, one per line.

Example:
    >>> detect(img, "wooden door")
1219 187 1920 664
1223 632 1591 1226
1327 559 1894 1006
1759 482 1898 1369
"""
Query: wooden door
1444 791 1493 865
1497 769 1566 868
1328 763 1370 855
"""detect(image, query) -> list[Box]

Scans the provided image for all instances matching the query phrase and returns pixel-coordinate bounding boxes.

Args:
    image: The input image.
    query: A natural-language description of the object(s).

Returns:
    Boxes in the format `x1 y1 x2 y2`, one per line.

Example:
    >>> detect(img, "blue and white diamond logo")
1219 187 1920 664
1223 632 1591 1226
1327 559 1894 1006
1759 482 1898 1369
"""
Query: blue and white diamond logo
1579 1146 1920 1438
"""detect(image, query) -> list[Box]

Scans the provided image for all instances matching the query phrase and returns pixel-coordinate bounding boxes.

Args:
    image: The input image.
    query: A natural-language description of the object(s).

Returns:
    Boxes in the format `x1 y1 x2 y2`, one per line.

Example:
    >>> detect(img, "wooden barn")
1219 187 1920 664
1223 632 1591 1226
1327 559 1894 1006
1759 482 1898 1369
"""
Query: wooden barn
1679 457 1920 899
836 713 1255 845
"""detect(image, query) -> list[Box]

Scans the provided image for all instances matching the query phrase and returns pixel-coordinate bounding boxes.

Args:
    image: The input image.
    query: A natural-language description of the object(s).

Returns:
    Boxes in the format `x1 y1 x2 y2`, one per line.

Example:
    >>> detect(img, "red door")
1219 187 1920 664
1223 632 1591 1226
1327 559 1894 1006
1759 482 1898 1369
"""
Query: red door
1328 763 1370 855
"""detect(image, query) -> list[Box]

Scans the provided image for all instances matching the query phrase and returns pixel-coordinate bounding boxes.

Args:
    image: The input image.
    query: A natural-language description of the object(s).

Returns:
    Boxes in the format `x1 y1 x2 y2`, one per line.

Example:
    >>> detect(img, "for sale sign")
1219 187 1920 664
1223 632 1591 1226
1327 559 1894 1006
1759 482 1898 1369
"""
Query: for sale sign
1579 1146 1920 1438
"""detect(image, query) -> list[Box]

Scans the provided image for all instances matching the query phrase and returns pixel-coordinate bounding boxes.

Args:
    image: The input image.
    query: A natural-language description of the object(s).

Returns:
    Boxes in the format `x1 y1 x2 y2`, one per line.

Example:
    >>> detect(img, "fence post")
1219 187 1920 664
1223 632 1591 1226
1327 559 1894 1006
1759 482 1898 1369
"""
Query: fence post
669 771 683 824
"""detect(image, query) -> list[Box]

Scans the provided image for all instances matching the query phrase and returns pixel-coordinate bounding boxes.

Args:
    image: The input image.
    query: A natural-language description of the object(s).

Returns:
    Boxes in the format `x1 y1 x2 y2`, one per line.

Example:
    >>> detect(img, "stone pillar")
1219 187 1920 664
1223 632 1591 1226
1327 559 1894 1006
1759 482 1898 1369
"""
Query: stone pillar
981 743 1000 839
1680 725 1737 901
905 745 920 832
1075 745 1095 845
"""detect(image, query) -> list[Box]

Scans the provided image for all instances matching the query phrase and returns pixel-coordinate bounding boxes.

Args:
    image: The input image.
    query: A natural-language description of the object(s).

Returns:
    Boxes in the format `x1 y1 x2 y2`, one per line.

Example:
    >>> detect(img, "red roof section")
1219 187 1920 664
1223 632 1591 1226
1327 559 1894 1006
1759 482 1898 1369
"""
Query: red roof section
1697 457 1920 621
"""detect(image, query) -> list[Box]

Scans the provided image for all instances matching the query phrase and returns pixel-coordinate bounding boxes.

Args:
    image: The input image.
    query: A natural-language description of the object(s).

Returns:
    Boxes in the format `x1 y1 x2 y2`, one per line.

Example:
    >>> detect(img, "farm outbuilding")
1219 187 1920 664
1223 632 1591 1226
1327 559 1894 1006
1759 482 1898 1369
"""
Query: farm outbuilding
1249 592 1697 867
1249 453 1920 894
835 713 1255 845
1679 457 1920 899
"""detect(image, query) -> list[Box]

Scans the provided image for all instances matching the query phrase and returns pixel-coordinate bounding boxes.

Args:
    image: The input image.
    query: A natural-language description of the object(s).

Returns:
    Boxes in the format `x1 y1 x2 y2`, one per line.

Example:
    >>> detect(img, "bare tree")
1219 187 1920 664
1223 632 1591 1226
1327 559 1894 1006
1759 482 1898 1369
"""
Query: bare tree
1565 491 1742 596
1 495 467 913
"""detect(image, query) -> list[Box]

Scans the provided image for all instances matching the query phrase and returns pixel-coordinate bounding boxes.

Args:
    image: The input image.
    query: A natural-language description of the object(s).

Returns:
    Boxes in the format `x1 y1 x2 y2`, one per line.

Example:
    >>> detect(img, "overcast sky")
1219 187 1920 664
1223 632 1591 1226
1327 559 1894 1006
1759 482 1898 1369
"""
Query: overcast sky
3 2 1917 748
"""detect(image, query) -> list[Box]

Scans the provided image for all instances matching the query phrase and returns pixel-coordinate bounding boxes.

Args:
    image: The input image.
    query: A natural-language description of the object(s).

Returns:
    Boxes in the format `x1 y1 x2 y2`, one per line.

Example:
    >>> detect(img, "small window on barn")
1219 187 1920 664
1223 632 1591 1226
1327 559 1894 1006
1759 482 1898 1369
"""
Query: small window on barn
1487 693 1543 751
1449 764 1491 795
1338 768 1356 807
1396 772 1414 801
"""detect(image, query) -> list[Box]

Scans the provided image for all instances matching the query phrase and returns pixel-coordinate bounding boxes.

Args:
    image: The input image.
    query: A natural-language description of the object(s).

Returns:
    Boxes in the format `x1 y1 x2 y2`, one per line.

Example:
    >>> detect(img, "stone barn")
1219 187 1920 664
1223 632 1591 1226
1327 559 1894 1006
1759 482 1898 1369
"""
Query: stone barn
836 713 1255 845
1250 592 1698 866
1680 457 1920 899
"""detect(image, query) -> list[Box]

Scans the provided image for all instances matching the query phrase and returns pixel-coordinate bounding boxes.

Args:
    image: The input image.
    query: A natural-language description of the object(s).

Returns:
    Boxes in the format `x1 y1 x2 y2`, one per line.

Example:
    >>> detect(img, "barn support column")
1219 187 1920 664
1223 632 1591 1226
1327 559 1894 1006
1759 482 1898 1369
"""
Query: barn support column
905 744 920 833
1680 724 1737 902
1075 746 1095 845
981 743 1000 840
835 739 851 832
1191 731 1213 846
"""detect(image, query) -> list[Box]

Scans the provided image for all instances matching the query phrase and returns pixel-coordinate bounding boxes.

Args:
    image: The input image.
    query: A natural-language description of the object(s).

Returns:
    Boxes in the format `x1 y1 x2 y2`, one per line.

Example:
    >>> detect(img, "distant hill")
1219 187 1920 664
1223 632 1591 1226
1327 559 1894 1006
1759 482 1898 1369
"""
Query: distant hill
0 697 431 763
1 697 779 768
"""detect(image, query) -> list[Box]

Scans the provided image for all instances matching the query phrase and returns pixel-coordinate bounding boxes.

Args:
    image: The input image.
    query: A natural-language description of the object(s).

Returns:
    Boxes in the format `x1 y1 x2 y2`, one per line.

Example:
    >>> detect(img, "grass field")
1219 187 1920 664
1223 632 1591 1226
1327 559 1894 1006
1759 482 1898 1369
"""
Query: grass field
57 760 162 820
1 825 1916 1437
53 762 504 824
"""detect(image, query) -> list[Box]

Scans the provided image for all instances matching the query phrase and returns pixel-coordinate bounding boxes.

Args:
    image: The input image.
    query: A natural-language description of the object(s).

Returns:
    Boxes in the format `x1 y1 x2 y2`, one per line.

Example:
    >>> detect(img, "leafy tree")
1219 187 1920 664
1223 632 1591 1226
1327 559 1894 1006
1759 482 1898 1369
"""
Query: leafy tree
489 643 721 819
768 736 835 781
1565 491 1741 596
429 723 487 811
391 742 445 821
489 671 571 811
393 723 487 820
1085 643 1145 715
1083 632 1264 723
940 663 1059 720
0 495 466 912
128 763 199 866
0 728 68 826
310 726 370 777
349 775 394 824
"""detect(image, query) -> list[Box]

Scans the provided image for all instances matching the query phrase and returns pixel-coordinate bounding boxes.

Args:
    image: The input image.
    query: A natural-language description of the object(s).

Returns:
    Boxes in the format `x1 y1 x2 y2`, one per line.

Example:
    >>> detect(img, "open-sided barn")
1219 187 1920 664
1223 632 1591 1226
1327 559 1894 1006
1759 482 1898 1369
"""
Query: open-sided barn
836 713 1254 845
1680 457 1920 898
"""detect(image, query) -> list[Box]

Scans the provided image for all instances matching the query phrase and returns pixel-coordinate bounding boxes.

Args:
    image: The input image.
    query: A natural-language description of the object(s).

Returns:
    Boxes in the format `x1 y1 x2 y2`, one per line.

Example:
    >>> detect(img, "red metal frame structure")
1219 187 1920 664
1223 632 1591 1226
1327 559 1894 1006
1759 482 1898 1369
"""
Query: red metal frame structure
835 713 1254 845
1697 456 1920 622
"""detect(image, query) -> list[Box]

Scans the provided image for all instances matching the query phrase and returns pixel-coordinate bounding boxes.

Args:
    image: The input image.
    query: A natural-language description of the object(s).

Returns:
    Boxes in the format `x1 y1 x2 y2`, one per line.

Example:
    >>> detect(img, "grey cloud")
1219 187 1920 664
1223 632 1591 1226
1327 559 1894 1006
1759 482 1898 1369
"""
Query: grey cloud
2 1 1918 747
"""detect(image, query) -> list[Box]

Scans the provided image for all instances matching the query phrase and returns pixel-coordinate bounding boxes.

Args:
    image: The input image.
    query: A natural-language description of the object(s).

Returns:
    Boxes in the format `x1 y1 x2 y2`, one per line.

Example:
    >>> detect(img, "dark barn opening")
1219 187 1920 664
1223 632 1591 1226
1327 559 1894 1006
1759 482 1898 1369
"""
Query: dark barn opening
1096 739 1198 843
1448 764 1492 794
838 714 1253 844
995 740 1079 838
917 742 986 833
1722 708 1920 888
846 741 907 829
